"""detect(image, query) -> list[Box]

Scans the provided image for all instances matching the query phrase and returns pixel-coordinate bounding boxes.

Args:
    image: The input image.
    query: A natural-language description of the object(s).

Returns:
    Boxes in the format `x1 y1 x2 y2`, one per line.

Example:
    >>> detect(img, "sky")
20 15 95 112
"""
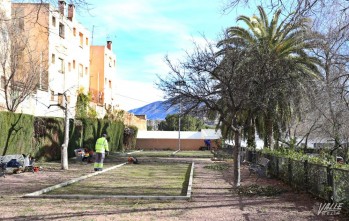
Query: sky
76 0 253 111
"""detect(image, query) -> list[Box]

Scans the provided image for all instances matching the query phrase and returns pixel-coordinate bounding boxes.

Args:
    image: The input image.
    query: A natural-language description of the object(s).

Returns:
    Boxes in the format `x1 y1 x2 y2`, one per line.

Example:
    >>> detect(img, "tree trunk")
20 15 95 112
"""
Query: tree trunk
266 115 274 150
247 118 256 149
233 130 241 187
61 102 69 170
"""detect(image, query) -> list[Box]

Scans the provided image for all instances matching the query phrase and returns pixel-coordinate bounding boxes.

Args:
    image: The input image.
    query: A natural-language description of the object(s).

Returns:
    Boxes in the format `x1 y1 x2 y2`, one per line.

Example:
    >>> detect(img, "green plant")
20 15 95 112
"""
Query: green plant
104 108 125 121
232 184 287 196
204 163 230 171
75 89 96 118
123 126 138 150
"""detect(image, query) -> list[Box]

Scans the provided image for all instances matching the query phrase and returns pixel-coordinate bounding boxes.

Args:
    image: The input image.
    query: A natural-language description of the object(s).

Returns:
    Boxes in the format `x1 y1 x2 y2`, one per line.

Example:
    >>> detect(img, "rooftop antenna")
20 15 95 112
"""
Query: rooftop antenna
106 33 117 42
91 25 95 45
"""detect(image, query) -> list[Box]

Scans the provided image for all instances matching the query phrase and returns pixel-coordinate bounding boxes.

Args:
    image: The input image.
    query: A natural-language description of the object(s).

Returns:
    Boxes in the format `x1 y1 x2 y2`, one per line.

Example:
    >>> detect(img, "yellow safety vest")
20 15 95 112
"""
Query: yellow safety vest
95 137 109 153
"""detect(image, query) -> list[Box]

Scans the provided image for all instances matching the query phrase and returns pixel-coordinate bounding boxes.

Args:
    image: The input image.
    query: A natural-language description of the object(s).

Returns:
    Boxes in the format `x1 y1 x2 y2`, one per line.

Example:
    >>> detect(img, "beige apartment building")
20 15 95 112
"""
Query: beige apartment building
4 1 91 118
89 45 147 129
90 41 117 118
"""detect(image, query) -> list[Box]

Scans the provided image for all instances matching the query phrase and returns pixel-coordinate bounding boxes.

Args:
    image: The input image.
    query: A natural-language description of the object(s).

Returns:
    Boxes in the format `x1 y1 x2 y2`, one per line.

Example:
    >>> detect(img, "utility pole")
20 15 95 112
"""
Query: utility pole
175 80 186 151
48 92 69 170
178 99 181 151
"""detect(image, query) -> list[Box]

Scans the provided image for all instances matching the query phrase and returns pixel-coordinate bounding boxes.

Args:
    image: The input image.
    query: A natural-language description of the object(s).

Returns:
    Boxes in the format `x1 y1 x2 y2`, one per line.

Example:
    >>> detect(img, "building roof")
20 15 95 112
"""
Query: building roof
137 129 221 140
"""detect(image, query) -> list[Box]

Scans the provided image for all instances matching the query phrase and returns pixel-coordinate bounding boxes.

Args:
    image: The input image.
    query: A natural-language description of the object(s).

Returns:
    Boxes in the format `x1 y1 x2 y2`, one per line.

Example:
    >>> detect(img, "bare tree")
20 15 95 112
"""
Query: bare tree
0 7 48 112
158 41 251 186
308 3 349 159
0 0 91 22
223 0 349 17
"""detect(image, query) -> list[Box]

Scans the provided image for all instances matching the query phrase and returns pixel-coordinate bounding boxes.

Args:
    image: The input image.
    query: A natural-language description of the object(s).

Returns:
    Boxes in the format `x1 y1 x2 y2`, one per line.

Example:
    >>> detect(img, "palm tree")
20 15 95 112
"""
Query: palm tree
218 6 322 149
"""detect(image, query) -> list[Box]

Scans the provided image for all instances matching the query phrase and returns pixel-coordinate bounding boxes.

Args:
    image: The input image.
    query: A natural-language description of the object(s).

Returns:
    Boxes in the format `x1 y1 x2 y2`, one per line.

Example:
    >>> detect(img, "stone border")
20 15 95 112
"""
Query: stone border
24 161 195 200
171 150 180 155
126 150 143 155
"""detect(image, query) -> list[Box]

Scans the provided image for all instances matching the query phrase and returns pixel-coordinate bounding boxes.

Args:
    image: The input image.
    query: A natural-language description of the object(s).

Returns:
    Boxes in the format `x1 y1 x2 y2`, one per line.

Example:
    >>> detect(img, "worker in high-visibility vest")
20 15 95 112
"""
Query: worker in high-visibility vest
94 134 109 171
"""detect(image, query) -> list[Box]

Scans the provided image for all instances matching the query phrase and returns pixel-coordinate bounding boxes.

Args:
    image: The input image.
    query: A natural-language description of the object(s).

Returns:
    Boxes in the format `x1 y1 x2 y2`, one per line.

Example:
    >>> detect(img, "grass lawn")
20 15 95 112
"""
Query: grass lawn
45 162 191 196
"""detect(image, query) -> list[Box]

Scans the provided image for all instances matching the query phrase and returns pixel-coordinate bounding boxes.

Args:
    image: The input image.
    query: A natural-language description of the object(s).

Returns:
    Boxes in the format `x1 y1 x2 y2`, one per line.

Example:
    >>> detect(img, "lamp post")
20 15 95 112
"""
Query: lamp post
175 80 186 151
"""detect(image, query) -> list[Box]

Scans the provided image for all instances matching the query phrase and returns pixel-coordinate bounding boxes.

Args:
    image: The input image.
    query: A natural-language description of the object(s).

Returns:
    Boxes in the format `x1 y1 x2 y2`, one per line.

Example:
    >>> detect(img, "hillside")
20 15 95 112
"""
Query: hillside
128 101 178 120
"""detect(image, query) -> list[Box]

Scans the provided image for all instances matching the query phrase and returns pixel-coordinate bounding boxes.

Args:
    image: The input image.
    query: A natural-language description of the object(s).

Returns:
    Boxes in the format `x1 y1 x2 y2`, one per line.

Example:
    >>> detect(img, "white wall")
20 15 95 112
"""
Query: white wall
38 5 91 118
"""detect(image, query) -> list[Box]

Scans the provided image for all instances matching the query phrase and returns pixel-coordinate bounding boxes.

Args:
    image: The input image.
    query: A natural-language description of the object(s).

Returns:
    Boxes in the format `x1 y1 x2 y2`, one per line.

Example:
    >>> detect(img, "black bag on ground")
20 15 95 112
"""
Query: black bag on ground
6 159 21 168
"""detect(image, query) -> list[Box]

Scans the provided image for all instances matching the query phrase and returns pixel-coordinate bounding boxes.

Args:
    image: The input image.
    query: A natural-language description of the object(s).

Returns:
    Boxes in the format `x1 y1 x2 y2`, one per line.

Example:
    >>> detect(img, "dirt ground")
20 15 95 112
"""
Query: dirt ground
0 157 347 221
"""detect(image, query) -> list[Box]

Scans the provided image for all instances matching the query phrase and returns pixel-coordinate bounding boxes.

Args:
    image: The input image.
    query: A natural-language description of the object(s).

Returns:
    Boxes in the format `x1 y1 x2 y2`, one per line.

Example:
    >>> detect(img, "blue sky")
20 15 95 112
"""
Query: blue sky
77 0 254 111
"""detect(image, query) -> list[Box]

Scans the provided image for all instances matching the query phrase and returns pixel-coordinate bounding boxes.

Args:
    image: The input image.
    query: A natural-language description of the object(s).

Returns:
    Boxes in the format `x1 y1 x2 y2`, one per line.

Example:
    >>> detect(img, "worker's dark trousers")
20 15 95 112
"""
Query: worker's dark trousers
94 152 105 171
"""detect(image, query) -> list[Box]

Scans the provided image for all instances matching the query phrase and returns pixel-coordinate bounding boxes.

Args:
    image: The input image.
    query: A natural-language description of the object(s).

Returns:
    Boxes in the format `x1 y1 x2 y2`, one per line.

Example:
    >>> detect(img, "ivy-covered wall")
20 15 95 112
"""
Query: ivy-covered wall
1 112 126 160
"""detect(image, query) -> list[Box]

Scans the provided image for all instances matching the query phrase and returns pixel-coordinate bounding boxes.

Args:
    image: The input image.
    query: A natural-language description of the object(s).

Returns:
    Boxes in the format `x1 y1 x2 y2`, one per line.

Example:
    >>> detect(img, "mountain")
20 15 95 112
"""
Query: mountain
128 100 179 120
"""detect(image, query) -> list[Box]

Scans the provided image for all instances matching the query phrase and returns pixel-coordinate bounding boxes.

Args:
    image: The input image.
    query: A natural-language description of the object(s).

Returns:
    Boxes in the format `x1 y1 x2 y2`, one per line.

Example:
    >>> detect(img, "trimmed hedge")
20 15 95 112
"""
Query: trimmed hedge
34 117 65 161
0 112 35 156
1 112 126 161
80 118 124 152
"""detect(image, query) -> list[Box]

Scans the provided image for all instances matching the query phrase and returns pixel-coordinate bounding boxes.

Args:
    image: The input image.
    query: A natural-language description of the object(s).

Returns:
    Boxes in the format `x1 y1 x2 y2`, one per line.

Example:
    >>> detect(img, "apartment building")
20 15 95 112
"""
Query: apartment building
90 41 117 118
8 1 91 117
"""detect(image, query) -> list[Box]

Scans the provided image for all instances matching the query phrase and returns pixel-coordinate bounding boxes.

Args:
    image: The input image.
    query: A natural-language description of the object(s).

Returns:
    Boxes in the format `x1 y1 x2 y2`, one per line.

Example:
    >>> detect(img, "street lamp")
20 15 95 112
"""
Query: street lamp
175 80 186 151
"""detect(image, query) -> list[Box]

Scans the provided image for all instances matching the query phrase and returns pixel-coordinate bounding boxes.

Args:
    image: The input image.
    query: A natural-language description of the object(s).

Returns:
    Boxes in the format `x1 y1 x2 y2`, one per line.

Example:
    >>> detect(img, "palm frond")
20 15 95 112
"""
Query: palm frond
257 5 269 29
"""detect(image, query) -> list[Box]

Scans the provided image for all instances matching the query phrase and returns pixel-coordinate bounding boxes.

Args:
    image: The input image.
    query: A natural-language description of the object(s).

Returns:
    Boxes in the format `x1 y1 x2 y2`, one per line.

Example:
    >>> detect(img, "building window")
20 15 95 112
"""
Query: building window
59 22 65 38
51 54 55 64
17 52 24 70
73 27 76 36
18 18 24 30
79 64 83 77
79 32 83 47
86 37 89 46
52 16 56 27
58 58 64 73
1 76 6 89
13 8 24 30
73 60 76 69
58 93 63 106
50 90 54 101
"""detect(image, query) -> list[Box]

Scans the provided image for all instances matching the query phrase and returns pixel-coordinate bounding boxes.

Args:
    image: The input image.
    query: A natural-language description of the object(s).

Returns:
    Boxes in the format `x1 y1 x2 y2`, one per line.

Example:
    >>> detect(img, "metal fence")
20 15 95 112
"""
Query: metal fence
249 151 349 204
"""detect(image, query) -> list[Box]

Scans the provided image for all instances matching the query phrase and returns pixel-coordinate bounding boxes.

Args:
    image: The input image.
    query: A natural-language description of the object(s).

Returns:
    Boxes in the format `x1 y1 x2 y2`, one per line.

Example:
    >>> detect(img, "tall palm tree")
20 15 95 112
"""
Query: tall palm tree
218 6 322 149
